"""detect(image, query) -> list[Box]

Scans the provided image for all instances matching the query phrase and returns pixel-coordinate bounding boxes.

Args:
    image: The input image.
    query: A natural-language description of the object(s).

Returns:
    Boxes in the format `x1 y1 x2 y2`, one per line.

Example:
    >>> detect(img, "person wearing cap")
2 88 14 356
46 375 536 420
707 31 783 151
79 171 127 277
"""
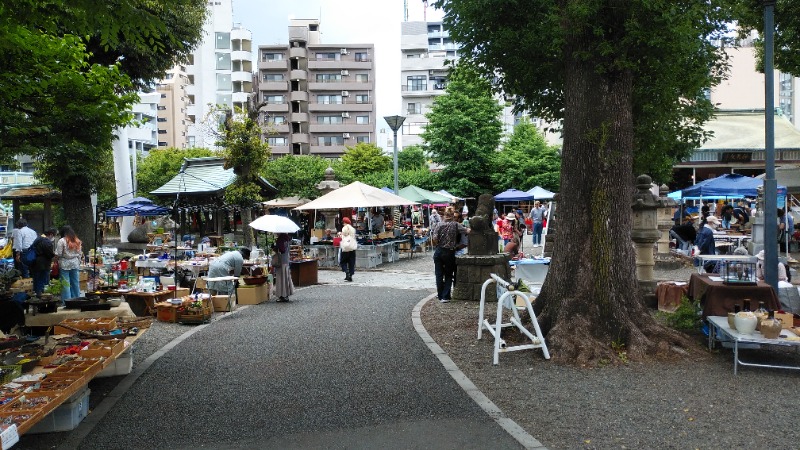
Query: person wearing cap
694 215 720 272
431 207 468 303
338 217 358 282
755 250 788 282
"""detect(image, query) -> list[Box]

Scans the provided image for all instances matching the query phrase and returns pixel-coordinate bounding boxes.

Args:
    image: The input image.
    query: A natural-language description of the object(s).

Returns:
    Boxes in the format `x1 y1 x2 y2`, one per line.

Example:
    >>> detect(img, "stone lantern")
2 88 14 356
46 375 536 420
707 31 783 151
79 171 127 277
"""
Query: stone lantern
657 184 677 255
631 175 662 305
316 167 341 231
749 185 765 255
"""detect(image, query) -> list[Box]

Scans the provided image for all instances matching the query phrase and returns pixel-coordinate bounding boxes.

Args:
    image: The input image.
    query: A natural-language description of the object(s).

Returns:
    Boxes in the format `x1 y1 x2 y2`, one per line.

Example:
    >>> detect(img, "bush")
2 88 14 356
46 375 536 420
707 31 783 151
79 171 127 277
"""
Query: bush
656 295 702 331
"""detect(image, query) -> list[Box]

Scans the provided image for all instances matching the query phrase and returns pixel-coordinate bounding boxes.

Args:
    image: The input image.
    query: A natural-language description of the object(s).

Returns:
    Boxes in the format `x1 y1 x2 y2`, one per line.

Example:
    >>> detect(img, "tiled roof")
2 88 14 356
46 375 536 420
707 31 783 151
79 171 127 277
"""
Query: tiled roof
150 157 276 197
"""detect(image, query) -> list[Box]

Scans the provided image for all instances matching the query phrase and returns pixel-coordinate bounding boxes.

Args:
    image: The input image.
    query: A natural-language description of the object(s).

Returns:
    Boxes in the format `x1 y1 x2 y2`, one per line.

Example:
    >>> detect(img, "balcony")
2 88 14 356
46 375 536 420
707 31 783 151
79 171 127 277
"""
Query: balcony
308 60 372 70
291 133 309 144
231 50 252 63
258 60 288 70
290 112 309 123
232 92 250 105
289 47 307 59
232 71 253 83
309 102 373 113
289 70 307 81
264 123 290 133
262 103 289 113
270 145 291 155
310 145 347 156
290 91 309 102
259 81 288 91
309 124 373 133
308 81 372 91
231 27 251 43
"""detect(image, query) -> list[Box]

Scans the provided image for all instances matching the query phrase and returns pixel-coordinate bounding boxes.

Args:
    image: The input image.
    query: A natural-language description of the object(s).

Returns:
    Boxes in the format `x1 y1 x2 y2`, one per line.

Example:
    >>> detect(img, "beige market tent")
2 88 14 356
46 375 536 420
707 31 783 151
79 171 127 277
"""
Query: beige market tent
294 181 418 210
263 196 310 208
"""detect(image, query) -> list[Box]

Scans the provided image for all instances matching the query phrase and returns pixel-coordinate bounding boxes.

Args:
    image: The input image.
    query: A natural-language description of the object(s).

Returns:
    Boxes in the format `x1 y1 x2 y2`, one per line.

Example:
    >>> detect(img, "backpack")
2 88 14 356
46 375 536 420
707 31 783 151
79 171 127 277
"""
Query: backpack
24 244 37 266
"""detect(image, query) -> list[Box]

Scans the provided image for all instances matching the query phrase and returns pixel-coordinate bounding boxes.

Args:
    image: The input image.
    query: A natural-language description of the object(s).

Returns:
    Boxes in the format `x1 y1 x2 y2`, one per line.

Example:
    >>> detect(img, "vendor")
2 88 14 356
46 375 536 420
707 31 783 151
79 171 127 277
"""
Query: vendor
755 250 788 282
370 209 385 234
207 248 250 294
694 215 719 272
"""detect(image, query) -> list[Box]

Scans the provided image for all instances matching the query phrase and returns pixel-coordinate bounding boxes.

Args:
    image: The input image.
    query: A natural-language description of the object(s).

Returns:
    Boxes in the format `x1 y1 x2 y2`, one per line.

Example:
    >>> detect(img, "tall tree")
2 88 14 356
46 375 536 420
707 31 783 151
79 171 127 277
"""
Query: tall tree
421 64 503 198
262 155 334 199
492 118 561 192
735 0 800 77
339 143 392 179
217 103 271 248
398 145 428 170
437 0 731 364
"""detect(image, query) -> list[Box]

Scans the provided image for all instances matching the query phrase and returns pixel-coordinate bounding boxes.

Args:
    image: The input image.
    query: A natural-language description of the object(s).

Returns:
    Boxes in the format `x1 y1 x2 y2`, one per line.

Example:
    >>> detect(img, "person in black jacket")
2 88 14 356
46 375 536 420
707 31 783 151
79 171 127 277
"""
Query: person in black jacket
30 228 57 296
670 216 697 252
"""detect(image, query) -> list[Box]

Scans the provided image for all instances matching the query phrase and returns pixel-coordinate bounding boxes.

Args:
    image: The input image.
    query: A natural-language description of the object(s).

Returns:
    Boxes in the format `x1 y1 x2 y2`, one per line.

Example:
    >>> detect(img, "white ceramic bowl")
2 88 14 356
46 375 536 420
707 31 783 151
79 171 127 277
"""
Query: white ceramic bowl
734 314 758 335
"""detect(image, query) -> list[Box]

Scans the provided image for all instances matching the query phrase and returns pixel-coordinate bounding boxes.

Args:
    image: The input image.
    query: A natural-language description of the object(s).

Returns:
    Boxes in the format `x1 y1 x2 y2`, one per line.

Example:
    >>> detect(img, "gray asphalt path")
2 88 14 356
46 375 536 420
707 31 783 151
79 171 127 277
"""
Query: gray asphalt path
70 285 523 449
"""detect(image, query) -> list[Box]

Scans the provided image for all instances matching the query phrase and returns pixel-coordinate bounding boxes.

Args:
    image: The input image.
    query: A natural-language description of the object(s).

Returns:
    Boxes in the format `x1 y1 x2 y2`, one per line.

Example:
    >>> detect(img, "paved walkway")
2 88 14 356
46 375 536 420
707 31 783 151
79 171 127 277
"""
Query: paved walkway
47 284 527 450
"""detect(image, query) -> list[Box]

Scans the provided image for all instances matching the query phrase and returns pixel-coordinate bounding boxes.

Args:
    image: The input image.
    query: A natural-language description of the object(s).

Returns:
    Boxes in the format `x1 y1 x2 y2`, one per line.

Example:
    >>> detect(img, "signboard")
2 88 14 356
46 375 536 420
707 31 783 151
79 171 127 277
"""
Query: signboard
720 152 753 163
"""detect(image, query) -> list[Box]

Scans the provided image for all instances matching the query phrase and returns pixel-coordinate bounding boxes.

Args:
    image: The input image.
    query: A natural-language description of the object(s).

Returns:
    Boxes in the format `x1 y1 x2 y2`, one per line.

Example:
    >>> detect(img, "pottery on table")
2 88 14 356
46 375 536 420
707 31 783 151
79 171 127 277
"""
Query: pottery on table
734 312 758 335
727 312 737 330
760 318 782 339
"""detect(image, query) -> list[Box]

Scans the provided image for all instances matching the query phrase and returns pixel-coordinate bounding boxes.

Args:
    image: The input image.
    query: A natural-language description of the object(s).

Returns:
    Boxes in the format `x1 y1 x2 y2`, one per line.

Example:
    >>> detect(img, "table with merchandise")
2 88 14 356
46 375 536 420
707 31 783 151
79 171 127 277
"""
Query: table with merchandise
706 315 800 374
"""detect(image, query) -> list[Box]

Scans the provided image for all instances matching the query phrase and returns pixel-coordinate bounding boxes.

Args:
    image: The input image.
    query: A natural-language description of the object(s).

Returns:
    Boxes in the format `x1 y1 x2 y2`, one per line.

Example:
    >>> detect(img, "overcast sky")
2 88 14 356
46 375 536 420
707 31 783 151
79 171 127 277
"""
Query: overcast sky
233 0 443 138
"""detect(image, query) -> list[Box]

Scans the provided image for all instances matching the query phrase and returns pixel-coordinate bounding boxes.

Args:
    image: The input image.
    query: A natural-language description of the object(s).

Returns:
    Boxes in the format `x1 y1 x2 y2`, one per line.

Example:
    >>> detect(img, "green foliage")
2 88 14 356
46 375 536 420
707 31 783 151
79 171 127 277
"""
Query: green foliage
45 278 66 296
421 64 503 197
735 0 800 78
655 296 702 331
398 145 428 170
492 118 561 192
135 147 217 203
435 0 732 183
611 339 629 364
263 155 334 199
340 143 392 179
217 108 271 207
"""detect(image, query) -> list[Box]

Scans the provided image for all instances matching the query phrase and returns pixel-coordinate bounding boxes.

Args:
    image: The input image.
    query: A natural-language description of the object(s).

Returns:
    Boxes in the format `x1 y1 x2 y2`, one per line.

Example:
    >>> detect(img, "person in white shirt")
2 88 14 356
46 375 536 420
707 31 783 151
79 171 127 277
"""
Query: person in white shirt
11 218 37 278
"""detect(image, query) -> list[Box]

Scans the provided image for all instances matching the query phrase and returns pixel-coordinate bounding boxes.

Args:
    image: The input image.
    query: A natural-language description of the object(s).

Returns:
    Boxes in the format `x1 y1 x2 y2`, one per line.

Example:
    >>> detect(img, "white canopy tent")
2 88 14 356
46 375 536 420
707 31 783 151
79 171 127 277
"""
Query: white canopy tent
295 181 418 210
526 186 556 200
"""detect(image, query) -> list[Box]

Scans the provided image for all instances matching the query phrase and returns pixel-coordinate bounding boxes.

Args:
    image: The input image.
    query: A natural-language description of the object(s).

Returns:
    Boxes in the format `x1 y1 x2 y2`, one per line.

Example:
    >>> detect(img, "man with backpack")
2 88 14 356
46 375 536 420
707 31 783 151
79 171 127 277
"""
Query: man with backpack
11 218 37 278
30 228 57 295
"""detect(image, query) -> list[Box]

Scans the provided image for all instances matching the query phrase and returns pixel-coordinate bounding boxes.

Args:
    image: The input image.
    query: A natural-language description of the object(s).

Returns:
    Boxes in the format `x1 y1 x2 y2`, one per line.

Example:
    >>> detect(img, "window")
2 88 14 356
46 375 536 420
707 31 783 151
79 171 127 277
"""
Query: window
158 130 167 134
157 105 166 110
158 141 168 147
407 102 422 115
264 95 284 104
263 73 284 81
407 75 426 91
355 94 369 104
356 136 370 143
215 32 230 49
318 136 344 146
406 53 421 59
216 94 232 107
317 95 342 104
355 74 369 83
268 137 287 146
262 52 283 61
316 52 338 60
271 116 286 124
317 115 343 124
188 136 195 147
165 73 174 80
402 122 426 135
356 115 369 124
157 118 167 122
315 73 342 82
216 52 231 70
216 73 232 91
355 52 369 61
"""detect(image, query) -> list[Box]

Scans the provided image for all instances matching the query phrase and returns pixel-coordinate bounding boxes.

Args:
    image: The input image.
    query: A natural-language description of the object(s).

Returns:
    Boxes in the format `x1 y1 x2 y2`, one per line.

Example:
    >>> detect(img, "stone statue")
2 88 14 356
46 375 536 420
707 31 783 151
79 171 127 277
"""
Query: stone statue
467 193 499 256
127 215 174 243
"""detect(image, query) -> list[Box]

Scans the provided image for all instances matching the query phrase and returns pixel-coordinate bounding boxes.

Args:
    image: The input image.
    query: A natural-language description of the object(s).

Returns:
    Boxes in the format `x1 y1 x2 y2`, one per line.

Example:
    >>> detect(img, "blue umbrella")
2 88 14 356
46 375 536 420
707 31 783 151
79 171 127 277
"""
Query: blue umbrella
105 197 171 217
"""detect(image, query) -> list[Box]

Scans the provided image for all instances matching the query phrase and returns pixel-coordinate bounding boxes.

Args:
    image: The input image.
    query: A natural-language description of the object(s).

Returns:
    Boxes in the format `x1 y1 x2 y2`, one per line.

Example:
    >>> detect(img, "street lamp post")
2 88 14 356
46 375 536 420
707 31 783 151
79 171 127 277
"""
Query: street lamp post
763 0 778 290
384 115 406 195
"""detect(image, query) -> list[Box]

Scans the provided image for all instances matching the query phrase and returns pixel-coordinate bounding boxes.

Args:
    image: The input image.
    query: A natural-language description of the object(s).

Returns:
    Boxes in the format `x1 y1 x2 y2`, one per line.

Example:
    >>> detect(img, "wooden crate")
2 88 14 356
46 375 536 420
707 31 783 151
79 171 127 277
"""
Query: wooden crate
177 305 213 324
156 303 179 323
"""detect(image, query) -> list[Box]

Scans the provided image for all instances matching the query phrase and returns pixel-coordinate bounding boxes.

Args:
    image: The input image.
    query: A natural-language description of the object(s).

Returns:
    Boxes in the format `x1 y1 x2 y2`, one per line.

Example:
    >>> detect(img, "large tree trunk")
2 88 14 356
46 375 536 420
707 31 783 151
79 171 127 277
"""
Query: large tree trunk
534 28 692 366
62 190 96 258
241 208 254 248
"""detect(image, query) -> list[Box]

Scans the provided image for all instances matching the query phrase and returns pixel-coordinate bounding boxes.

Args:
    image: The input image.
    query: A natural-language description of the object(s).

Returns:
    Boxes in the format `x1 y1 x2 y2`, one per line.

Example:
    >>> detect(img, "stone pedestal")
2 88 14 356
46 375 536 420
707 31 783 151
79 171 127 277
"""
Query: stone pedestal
452 254 511 302
657 184 676 255
468 231 499 256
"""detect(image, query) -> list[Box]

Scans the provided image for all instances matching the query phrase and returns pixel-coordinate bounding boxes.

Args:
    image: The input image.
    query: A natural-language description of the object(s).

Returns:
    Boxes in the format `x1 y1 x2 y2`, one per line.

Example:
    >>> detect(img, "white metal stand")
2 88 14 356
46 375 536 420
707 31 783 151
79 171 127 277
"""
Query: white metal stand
478 273 550 365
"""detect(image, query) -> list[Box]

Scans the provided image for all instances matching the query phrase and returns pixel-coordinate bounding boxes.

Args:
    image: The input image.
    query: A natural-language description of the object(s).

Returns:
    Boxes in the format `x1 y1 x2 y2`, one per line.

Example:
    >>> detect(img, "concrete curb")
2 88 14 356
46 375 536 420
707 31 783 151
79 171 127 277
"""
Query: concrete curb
412 294 548 450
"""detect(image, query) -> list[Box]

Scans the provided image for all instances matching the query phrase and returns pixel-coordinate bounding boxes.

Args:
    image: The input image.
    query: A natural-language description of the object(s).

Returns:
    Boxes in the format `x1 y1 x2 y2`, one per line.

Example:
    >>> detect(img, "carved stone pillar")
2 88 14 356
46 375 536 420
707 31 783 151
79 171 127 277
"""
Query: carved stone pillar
631 175 661 306
657 184 677 255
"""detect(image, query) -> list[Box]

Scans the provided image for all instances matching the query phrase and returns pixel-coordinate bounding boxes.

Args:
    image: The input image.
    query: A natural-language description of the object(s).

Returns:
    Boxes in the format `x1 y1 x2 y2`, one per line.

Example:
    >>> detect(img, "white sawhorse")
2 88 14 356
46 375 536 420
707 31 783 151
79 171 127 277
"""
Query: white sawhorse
478 273 550 365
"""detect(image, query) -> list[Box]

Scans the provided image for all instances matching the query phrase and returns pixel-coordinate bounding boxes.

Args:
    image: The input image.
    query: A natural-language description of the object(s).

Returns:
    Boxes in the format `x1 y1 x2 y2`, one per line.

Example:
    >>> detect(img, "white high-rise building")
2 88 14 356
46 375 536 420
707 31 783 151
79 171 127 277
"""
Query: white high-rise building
185 0 253 149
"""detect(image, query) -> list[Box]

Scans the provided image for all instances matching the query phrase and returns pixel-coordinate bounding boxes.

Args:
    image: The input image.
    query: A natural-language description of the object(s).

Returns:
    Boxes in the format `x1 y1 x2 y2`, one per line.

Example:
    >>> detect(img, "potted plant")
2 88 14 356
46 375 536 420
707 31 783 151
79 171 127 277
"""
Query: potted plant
0 267 22 300
42 279 66 301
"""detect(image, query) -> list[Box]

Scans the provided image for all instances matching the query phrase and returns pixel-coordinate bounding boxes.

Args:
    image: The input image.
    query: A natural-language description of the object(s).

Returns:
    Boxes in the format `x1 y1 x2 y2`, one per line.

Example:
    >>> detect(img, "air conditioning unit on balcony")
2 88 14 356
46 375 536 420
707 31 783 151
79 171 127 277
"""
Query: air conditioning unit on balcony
342 90 350 97
341 70 349 76
343 133 351 138
341 112 350 118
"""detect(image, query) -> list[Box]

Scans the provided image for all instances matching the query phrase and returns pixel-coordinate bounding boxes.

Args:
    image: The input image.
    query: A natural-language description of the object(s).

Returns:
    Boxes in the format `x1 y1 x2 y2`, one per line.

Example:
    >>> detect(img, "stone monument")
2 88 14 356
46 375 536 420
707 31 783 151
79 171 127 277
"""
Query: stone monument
631 174 662 307
316 167 341 231
452 193 511 302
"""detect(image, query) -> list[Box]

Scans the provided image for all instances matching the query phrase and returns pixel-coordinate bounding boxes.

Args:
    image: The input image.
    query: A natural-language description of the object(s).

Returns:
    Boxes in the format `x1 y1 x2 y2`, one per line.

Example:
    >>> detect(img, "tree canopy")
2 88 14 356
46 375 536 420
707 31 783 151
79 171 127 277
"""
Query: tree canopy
262 155 334 200
398 145 428 170
339 143 392 179
492 118 561 193
735 0 800 77
421 64 503 197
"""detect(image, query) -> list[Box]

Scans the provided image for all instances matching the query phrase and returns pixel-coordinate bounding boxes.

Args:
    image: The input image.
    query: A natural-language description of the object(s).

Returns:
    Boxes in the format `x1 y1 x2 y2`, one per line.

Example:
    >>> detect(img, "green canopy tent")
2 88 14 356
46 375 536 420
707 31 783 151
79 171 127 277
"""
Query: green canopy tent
398 186 453 231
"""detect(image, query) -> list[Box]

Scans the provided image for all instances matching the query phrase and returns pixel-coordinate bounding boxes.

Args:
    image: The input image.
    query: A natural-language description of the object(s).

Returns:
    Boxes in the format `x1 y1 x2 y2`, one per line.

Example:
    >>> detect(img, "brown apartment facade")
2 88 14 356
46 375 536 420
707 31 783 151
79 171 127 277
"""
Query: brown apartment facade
257 19 376 158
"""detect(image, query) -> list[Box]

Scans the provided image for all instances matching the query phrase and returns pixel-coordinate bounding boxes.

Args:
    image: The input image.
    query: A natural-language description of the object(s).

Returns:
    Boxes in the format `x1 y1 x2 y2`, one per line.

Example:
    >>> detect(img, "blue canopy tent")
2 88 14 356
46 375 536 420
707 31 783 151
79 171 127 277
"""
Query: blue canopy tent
681 173 786 199
494 188 534 202
104 197 171 217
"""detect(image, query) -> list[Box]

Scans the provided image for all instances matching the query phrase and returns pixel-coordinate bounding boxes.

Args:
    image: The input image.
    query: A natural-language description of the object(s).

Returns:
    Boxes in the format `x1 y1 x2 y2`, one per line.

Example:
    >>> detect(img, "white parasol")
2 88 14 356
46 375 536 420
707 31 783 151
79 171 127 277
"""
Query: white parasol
249 214 300 233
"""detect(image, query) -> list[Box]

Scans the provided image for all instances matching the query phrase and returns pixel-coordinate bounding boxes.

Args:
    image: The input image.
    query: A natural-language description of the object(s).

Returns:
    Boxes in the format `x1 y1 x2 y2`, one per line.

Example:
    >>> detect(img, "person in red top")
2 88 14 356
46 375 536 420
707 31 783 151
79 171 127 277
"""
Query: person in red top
500 213 516 245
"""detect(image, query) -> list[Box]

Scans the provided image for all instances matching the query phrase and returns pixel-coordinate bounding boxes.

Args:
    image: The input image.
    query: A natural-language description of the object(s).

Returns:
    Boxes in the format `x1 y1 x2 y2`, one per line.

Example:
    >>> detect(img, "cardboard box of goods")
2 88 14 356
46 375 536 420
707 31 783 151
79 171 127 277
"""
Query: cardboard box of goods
311 228 325 239
237 283 269 305
774 312 794 329
211 295 232 312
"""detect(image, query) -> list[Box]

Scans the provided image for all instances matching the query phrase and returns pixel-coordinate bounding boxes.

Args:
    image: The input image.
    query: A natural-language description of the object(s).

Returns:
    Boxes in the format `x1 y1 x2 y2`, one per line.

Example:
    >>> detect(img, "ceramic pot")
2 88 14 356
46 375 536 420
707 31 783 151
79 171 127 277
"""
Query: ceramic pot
727 312 737 330
734 313 758 335
760 318 782 339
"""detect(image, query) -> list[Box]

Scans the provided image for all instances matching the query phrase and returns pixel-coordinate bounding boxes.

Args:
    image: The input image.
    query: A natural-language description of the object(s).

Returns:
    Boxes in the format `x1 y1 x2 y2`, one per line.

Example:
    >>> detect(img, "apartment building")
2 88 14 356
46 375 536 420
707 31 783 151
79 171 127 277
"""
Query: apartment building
184 0 253 149
156 65 190 148
256 19 376 157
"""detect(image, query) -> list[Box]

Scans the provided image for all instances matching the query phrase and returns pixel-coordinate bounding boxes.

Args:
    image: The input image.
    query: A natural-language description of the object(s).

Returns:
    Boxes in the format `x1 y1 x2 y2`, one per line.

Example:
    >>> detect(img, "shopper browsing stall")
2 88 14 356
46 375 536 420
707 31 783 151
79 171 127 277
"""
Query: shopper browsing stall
271 239 294 302
207 247 250 294
55 225 83 300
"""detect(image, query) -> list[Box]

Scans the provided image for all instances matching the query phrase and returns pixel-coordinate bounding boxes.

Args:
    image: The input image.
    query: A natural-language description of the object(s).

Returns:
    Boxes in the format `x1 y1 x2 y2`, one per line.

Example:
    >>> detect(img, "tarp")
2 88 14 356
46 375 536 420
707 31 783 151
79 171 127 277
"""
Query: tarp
105 197 171 218
436 189 463 202
494 188 534 202
295 181 418 210
398 185 452 204
681 173 786 198
526 186 555 200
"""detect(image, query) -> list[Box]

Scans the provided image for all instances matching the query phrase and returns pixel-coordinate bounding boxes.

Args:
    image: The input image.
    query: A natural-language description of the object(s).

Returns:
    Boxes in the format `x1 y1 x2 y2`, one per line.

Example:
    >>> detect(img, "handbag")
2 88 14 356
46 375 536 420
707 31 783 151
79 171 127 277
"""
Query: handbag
50 259 59 278
271 253 282 268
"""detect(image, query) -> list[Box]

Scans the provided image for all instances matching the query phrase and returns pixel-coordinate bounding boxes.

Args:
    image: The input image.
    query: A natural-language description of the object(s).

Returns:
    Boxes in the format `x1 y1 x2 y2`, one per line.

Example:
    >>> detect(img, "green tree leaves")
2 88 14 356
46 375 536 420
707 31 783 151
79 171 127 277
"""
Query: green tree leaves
492 118 561 192
339 143 392 179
